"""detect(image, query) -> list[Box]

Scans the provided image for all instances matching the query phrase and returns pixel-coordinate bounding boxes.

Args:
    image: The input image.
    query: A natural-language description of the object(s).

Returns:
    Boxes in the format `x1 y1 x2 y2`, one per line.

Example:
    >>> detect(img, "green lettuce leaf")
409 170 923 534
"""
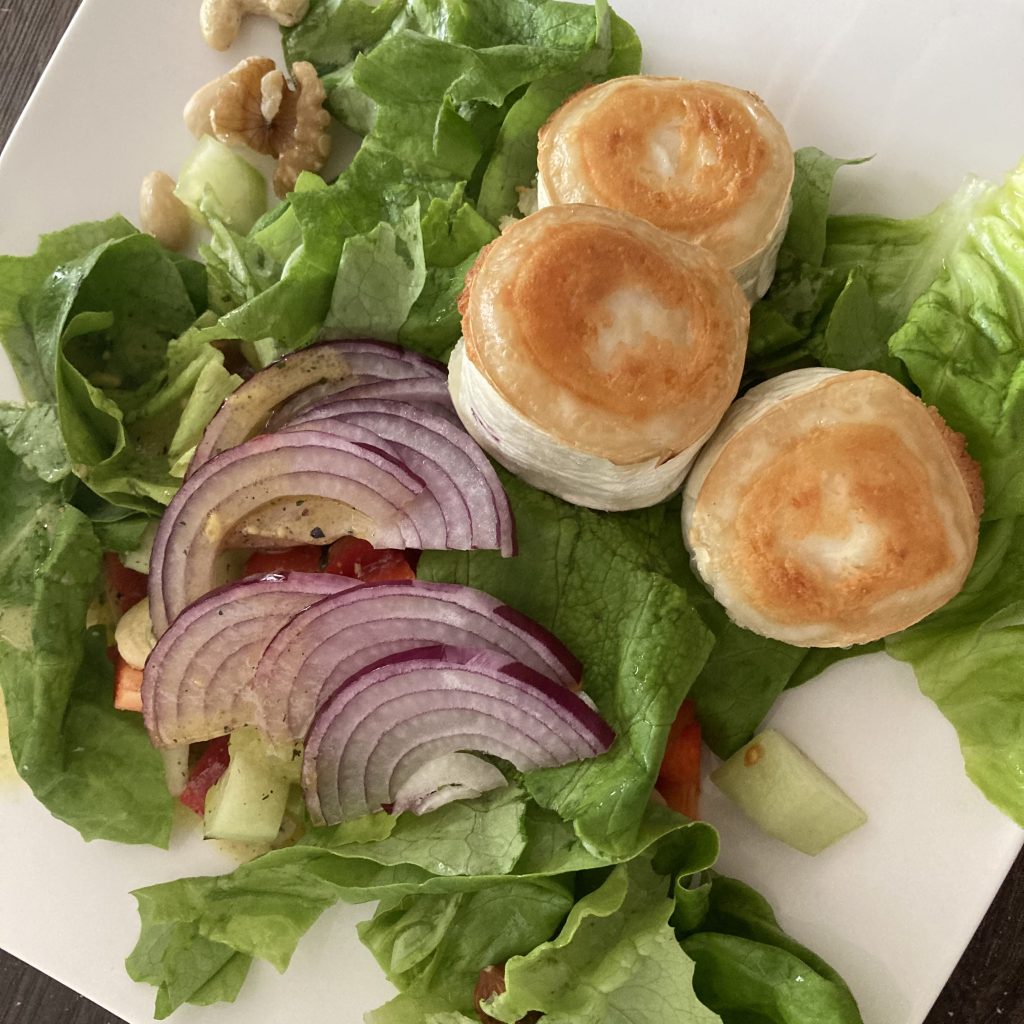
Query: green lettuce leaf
812 175 989 380
2 227 239 511
127 786 717 1017
359 879 573 1013
0 437 173 845
681 876 861 1024
744 149 856 380
0 215 137 402
125 910 252 1021
889 160 1024 519
323 199 428 340
746 148 989 385
485 855 722 1024
886 517 1024 825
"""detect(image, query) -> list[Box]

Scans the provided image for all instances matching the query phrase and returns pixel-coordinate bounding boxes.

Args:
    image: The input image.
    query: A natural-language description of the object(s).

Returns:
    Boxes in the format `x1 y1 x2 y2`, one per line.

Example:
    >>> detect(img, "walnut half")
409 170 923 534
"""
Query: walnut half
272 61 331 198
184 58 332 199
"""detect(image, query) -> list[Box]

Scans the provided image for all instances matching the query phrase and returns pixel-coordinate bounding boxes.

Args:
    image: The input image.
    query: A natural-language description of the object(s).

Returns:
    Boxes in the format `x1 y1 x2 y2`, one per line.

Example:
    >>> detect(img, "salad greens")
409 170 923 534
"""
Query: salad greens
2 0 1024 1020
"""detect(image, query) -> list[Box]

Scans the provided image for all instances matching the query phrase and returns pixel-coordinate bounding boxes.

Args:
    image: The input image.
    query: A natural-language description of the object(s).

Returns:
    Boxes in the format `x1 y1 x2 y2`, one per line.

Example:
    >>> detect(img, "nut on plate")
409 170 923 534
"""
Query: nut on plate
138 171 191 250
184 57 331 198
199 0 310 52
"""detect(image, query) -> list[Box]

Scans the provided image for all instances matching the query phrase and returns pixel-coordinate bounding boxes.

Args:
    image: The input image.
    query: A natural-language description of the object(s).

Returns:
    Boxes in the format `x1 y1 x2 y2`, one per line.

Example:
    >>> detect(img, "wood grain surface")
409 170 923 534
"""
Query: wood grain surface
0 2 1021 1023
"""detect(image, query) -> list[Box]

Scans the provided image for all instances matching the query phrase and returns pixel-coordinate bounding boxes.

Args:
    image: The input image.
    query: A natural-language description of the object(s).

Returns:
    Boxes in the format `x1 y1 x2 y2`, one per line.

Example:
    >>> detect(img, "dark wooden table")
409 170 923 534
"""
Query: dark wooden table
1 2 1022 1023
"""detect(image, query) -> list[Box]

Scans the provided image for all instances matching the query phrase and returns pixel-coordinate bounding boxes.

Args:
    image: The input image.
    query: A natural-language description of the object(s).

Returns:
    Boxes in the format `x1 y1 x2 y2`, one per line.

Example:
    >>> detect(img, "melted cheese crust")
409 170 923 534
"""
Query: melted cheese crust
460 204 749 465
683 370 982 646
537 77 794 299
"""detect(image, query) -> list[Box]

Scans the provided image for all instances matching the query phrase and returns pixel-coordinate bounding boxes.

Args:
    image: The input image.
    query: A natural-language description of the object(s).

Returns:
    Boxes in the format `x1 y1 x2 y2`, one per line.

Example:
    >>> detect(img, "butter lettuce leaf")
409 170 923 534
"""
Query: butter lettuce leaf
889 161 1024 520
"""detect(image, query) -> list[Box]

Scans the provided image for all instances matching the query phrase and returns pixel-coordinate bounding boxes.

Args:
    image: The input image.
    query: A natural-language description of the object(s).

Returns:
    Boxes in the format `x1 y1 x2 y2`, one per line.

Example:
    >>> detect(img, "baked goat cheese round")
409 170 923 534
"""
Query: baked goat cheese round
450 203 749 511
682 368 984 647
537 76 794 301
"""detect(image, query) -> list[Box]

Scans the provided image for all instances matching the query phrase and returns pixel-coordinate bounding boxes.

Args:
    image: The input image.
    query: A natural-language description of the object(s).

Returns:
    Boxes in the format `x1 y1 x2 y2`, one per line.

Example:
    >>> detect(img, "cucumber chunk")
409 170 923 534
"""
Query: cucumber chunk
711 729 867 855
175 136 268 234
203 727 299 844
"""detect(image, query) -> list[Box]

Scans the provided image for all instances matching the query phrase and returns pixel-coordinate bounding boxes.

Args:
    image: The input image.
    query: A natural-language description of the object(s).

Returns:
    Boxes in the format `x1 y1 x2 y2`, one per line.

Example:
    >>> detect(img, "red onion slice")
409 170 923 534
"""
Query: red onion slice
269 375 456 432
302 645 614 824
190 340 446 475
289 399 515 555
149 430 430 635
251 580 582 743
142 572 359 748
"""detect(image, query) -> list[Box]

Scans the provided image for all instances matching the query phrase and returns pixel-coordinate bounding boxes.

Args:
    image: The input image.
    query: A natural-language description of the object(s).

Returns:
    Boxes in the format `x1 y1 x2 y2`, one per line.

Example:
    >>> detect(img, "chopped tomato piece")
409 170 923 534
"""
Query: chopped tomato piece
104 552 149 616
325 536 415 582
244 545 323 576
179 736 231 816
656 698 702 819
112 655 144 713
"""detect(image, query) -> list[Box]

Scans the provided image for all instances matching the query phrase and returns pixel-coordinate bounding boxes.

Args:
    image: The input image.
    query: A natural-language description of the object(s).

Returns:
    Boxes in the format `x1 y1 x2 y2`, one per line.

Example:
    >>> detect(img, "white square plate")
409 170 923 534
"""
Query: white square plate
1 2 1022 1023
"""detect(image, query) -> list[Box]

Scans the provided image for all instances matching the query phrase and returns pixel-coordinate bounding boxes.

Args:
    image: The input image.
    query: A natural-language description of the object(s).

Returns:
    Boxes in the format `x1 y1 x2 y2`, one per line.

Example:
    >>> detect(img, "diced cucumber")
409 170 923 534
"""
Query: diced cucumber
174 136 268 235
203 727 299 845
711 729 867 855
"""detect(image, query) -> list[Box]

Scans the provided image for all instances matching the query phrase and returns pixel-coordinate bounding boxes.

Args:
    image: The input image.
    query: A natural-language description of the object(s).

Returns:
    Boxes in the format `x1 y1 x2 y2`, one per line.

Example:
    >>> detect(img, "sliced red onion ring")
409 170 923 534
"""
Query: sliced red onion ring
251 580 582 742
142 572 359 748
391 752 507 815
269 375 456 432
149 430 431 635
288 399 515 555
190 340 446 475
302 645 614 824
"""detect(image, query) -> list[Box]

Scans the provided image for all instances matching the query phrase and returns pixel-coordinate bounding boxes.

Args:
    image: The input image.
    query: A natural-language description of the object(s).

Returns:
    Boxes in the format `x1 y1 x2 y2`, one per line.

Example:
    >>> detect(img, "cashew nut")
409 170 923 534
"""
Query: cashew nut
200 0 310 52
139 171 192 251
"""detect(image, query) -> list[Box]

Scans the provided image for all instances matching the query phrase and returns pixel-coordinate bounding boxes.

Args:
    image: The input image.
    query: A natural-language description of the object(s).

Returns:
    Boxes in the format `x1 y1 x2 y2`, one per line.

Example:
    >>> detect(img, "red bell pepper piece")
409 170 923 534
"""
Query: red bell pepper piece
656 698 702 820
103 552 149 616
179 736 231 816
324 536 415 582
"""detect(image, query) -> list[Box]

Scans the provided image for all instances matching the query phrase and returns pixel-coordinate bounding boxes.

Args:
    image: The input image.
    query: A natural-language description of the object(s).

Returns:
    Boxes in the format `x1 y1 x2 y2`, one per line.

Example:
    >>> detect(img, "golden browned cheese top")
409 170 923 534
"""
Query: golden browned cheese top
461 204 749 463
734 424 955 624
538 77 793 268
690 370 982 644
